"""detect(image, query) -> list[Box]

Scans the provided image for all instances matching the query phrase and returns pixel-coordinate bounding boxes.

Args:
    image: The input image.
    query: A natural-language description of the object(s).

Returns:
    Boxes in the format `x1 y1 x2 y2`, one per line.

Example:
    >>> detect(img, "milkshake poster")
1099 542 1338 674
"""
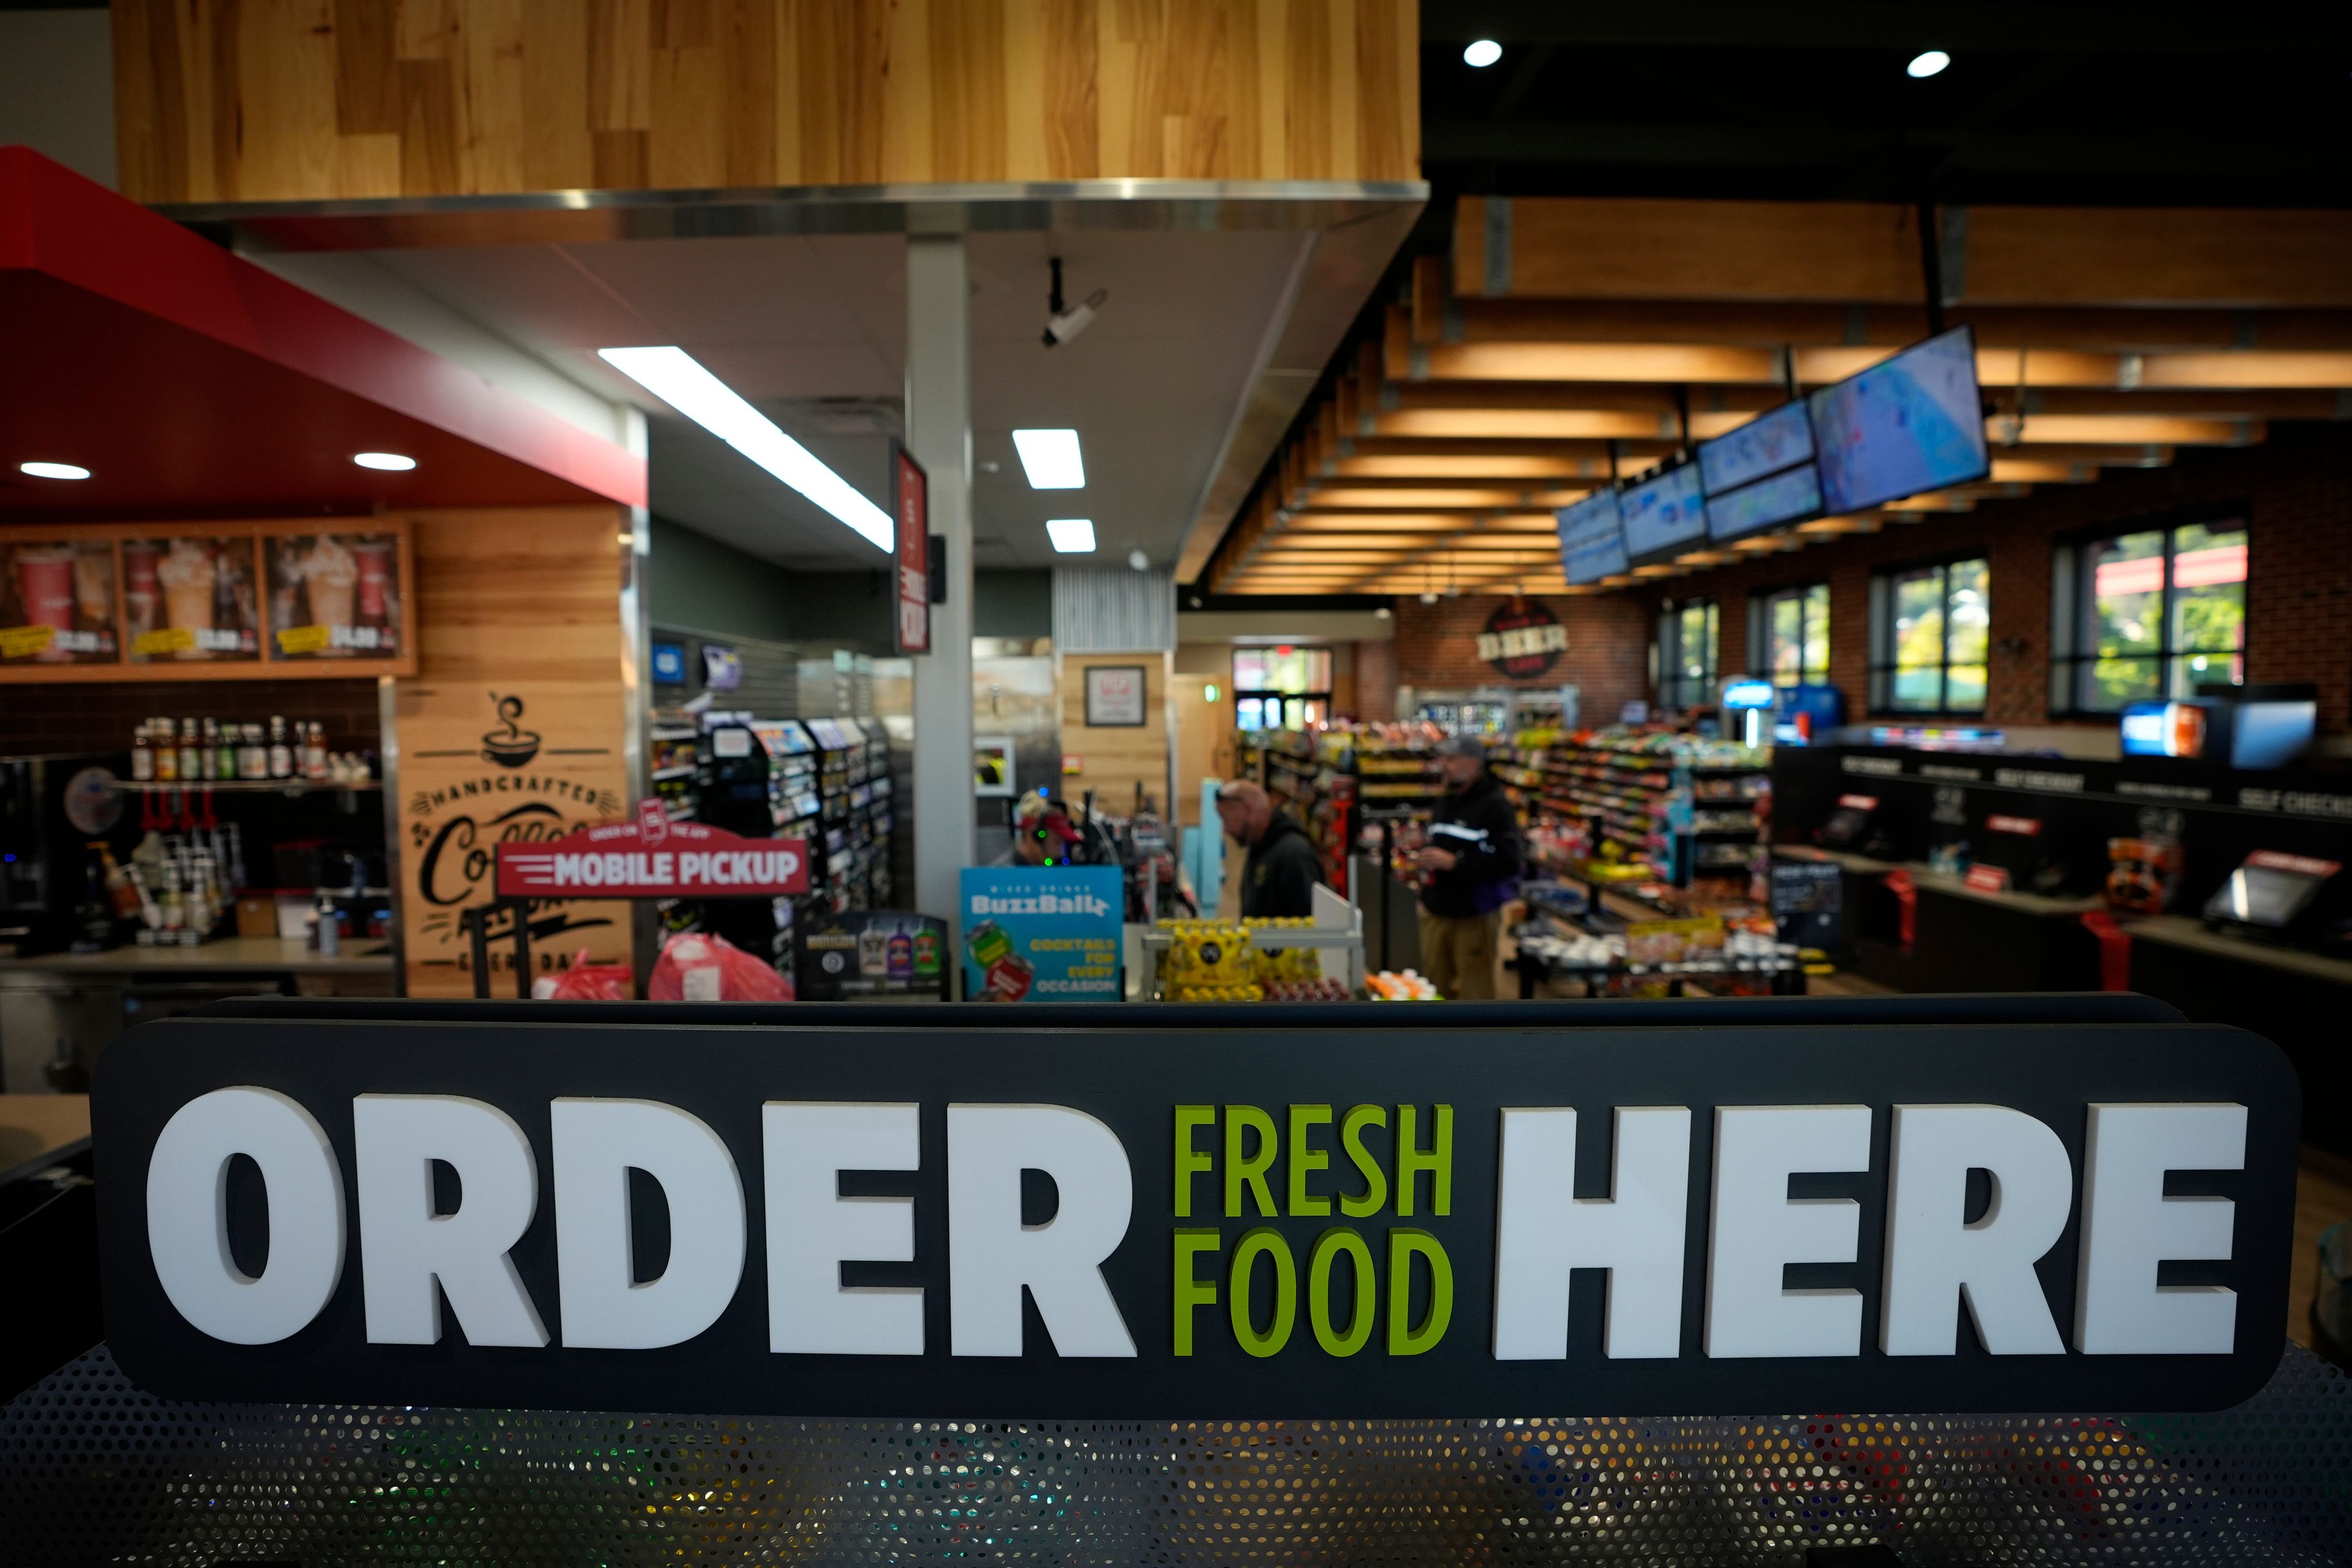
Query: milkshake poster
958 865 1123 1002
0 535 118 666
121 534 260 663
265 529 405 660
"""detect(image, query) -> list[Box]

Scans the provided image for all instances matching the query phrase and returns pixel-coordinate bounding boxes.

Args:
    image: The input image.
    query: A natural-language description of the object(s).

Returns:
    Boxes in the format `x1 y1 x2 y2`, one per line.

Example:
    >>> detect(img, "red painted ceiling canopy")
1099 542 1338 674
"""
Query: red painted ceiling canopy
0 147 645 519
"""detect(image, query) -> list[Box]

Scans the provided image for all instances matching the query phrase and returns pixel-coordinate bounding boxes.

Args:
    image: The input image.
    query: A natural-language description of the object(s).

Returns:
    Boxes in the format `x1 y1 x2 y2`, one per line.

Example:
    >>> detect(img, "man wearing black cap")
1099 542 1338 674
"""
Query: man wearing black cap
1413 734 1521 1000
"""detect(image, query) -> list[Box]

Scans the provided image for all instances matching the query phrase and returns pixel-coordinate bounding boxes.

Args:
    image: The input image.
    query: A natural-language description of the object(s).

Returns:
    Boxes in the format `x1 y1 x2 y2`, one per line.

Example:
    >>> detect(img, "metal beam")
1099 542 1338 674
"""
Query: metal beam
1422 298 2352 353
1458 196 2352 307
906 234 975 942
1417 3 2347 53
1425 123 2352 190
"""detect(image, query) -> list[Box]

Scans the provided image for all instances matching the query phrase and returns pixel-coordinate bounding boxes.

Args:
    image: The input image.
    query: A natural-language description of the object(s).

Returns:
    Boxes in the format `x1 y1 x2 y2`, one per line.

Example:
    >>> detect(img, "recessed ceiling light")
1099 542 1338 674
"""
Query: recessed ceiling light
18 461 91 480
1012 429 1085 489
353 452 417 471
598 347 892 552
1463 39 1502 67
1906 49 1951 78
1046 518 1096 554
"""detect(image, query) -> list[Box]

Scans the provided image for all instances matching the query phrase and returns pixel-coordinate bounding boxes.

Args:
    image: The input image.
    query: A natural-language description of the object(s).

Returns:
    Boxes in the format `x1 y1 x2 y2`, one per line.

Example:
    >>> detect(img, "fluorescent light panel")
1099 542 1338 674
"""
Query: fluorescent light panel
598 346 892 552
19 461 90 480
1012 429 1086 489
353 451 416 471
1046 518 1096 553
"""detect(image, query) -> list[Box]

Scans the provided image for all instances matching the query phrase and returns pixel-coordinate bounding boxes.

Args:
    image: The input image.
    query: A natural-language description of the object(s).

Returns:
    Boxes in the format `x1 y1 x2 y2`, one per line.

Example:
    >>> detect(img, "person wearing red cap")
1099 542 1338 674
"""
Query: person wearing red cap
992 788 1099 866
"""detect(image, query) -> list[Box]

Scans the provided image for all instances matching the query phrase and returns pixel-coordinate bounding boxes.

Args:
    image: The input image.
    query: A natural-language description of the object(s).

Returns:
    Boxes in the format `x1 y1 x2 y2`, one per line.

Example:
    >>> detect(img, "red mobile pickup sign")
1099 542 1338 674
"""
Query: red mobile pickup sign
496 800 807 899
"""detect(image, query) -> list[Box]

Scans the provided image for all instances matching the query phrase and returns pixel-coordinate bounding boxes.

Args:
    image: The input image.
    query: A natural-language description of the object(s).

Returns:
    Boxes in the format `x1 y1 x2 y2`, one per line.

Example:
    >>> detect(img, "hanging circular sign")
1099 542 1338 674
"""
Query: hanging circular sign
1475 597 1568 678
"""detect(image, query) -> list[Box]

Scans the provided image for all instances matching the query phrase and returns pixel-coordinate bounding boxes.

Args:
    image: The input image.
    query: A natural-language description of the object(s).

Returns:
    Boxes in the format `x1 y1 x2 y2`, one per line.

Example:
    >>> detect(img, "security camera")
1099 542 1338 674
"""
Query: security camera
1128 549 1150 572
1045 293 1106 346
1042 257 1107 347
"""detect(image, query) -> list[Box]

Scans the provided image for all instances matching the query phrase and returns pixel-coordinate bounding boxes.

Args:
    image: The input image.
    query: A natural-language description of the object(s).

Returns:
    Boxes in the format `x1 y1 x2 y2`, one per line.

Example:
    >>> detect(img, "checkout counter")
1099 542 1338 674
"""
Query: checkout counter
0 752 393 1092
1772 740 2352 1156
0 937 392 1093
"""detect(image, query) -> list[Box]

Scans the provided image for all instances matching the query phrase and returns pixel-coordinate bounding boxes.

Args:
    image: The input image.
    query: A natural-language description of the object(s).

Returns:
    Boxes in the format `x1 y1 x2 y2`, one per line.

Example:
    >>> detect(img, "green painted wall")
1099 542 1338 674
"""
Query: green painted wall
975 570 1052 638
649 519 1052 648
645 518 797 644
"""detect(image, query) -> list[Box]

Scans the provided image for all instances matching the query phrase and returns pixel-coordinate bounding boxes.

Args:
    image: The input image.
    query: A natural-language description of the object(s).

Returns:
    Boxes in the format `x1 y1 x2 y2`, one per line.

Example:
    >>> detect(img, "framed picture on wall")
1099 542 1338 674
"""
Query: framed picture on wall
123 533 262 666
0 535 119 668
261 526 409 662
1085 665 1148 726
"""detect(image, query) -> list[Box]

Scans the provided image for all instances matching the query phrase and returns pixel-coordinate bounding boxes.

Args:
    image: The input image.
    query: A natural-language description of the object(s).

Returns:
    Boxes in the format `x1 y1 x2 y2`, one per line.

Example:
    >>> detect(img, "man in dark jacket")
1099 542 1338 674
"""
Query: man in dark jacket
1216 780 1324 919
1414 735 1521 1000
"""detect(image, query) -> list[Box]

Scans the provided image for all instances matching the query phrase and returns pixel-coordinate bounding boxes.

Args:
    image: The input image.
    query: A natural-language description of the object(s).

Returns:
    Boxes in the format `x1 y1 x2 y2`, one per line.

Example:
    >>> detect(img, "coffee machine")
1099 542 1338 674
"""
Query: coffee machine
0 752 130 954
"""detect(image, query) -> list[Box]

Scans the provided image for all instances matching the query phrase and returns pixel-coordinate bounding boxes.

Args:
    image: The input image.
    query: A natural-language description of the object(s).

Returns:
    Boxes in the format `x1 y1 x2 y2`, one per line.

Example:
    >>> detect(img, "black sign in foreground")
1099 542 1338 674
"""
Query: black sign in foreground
93 1014 2297 1416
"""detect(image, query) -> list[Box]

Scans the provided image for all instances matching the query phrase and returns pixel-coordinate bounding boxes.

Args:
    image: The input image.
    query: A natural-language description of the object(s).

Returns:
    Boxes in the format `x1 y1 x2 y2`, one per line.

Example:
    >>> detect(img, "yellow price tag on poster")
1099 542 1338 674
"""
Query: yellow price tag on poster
275 623 332 655
0 624 56 658
132 626 196 656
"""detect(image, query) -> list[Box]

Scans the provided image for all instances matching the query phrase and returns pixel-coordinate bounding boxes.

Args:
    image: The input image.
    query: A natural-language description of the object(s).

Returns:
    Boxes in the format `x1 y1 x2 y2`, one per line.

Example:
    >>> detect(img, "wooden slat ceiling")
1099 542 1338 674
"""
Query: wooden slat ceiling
1205 197 2352 597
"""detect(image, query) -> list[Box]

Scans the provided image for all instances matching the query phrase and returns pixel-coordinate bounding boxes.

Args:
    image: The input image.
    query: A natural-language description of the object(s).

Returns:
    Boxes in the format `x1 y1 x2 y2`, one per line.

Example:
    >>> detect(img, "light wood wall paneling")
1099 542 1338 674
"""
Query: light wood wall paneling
391 505 635 997
1058 651 1171 815
113 0 1420 202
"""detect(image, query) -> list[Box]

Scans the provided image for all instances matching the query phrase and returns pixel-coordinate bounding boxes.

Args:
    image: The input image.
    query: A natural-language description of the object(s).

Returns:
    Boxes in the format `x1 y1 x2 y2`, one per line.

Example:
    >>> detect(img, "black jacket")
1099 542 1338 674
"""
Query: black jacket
1419 769 1522 918
1241 810 1324 919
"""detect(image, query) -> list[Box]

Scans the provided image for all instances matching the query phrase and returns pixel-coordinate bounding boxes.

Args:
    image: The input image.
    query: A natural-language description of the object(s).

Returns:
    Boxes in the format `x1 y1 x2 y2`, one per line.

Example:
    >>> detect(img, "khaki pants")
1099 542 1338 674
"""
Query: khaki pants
1417 908 1501 1001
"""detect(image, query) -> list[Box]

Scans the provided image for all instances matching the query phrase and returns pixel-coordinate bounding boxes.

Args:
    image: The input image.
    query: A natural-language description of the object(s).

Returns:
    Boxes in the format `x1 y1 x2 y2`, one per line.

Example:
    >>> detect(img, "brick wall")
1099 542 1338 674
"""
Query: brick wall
0 678 383 758
1353 638 1398 721
1391 592 1654 720
1643 422 2352 734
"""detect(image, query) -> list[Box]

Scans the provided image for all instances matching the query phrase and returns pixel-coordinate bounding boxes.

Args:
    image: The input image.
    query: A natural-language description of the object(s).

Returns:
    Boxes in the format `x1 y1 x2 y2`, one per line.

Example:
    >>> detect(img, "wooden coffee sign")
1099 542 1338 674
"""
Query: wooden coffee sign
497 800 808 899
92 1011 2296 1417
0 518 417 682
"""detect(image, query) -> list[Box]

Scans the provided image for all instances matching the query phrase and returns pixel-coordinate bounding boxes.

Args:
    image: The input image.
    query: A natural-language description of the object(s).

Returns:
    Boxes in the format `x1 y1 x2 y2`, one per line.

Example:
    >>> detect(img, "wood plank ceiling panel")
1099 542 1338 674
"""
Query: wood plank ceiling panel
110 0 1423 201
1210 197 2352 595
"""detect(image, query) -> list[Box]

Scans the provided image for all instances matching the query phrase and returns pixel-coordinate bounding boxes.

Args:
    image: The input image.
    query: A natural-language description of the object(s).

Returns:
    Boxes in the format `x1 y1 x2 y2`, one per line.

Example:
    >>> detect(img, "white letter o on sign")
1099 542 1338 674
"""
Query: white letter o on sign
146 1087 347 1344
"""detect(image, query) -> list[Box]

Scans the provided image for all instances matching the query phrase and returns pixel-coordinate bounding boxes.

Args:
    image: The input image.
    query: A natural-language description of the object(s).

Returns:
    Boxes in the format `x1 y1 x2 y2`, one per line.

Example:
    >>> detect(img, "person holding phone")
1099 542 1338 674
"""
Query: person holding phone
1413 735 1521 1000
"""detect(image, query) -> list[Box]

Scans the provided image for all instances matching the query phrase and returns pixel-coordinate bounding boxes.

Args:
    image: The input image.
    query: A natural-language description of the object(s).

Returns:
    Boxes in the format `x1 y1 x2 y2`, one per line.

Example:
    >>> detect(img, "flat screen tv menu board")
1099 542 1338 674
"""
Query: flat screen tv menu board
1698 400 1813 496
1556 491 1629 585
1808 325 1990 514
1618 463 1708 563
1706 463 1823 541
